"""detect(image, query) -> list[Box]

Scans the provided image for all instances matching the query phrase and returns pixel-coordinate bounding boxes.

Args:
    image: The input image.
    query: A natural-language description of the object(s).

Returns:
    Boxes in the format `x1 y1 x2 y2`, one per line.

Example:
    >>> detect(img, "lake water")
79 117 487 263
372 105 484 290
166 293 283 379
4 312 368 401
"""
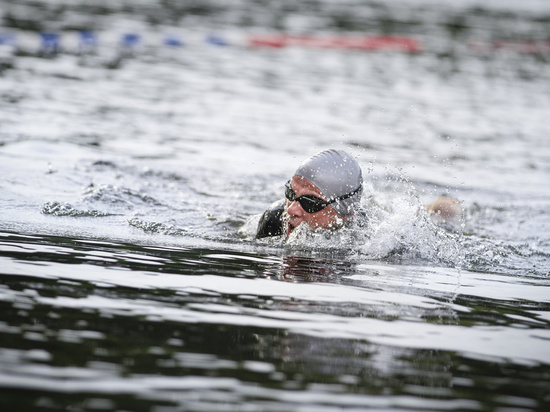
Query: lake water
1 0 550 411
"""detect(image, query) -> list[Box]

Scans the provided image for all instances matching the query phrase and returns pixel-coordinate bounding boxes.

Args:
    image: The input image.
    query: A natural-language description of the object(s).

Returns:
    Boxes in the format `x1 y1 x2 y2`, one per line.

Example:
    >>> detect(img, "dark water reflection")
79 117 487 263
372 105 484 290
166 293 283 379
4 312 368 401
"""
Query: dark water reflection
1 232 549 411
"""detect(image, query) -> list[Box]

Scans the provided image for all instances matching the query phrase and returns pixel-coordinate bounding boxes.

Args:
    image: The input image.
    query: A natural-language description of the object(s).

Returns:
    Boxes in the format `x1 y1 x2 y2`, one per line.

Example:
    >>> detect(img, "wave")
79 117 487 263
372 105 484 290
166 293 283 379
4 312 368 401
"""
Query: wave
81 183 164 209
127 218 188 236
40 201 113 218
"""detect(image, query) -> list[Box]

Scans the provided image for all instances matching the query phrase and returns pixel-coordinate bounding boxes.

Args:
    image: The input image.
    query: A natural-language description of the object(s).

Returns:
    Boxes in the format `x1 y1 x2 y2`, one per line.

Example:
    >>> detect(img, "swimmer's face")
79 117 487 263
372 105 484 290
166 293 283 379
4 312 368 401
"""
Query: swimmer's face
284 175 344 238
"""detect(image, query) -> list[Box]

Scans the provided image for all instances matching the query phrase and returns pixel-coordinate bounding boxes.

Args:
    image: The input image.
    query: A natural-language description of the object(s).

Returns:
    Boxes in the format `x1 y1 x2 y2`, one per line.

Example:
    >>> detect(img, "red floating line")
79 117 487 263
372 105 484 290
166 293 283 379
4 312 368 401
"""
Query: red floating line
249 35 422 53
493 40 550 54
470 40 550 54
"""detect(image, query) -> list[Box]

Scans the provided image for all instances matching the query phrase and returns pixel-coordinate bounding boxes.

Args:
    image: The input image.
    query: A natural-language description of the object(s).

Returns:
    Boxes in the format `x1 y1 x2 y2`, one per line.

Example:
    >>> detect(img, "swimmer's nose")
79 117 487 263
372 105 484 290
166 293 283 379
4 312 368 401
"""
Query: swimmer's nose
287 200 304 216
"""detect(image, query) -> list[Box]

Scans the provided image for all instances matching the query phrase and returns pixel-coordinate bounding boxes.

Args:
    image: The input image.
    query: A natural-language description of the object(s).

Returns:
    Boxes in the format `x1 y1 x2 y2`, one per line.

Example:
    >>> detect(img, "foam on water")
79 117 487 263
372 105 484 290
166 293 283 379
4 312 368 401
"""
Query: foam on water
41 201 114 217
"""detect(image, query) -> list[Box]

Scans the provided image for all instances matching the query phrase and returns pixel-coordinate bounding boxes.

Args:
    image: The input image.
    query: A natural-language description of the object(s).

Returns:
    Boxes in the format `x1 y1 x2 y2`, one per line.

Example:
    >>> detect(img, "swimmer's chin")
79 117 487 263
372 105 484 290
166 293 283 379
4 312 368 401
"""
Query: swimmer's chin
285 222 318 243
285 220 307 239
285 219 343 239
285 223 296 238
283 212 297 238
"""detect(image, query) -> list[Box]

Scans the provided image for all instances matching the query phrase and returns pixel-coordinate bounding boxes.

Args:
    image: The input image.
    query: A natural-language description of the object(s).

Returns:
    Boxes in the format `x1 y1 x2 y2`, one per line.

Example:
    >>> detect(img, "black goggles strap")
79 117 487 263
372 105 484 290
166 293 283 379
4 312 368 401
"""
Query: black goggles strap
329 184 362 202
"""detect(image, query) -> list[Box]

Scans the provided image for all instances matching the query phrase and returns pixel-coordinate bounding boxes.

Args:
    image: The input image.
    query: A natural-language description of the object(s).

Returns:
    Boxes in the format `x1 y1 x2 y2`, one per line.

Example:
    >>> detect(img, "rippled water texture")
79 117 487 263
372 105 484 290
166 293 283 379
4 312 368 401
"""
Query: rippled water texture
1 1 550 411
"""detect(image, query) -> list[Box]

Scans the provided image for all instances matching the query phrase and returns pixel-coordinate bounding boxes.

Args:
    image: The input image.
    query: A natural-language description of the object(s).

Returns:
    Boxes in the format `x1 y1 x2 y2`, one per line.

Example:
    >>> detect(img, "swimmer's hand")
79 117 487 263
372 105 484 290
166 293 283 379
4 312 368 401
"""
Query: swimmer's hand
425 197 462 226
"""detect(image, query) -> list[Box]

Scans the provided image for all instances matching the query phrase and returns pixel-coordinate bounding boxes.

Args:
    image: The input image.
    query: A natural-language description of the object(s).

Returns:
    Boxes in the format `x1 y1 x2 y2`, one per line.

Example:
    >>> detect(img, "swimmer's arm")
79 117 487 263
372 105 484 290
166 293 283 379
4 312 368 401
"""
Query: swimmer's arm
256 199 285 238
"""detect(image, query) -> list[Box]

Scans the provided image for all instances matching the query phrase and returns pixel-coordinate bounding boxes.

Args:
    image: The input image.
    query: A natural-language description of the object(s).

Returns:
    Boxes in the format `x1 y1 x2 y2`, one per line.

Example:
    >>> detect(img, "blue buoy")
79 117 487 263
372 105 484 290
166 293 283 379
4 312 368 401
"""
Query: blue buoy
0 32 16 69
79 31 97 47
40 32 60 55
206 34 227 46
122 33 140 48
0 33 16 46
164 34 184 47
78 31 97 54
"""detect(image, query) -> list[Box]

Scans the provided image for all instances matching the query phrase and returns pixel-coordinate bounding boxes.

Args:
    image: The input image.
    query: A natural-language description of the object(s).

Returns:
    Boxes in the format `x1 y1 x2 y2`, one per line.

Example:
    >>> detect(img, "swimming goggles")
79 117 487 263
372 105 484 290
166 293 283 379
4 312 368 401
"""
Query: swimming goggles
285 180 362 214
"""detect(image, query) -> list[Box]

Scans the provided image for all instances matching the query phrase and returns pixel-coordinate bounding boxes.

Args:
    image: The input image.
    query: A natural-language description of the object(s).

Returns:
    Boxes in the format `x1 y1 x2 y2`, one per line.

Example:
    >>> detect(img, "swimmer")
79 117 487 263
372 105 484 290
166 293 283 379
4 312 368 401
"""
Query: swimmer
256 149 462 239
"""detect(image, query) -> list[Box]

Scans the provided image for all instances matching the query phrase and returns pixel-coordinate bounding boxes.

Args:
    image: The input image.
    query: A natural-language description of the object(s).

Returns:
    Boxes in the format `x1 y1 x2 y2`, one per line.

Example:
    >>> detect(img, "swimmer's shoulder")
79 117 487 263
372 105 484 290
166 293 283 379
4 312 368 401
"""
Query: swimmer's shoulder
256 199 285 239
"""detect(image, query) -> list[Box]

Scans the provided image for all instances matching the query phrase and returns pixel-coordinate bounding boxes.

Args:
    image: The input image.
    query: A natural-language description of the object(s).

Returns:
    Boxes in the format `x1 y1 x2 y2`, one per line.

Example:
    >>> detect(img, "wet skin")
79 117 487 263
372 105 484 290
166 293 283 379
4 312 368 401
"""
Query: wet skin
284 175 346 238
424 196 463 226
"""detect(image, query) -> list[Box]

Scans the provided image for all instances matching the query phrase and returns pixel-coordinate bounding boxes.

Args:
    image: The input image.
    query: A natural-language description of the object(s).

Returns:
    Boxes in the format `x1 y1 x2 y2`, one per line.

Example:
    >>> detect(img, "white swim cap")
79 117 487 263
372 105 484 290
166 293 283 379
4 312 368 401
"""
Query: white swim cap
294 149 363 217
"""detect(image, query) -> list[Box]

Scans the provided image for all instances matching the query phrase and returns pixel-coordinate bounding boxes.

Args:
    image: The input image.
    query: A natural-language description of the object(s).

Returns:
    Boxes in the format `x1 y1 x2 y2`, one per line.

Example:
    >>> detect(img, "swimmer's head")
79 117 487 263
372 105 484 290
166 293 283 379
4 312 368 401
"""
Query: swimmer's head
284 149 363 238
294 149 363 218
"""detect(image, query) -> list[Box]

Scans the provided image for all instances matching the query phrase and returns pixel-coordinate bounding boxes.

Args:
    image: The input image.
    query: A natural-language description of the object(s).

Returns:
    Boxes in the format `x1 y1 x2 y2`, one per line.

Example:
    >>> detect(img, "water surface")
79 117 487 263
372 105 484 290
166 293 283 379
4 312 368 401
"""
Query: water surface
1 1 550 411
